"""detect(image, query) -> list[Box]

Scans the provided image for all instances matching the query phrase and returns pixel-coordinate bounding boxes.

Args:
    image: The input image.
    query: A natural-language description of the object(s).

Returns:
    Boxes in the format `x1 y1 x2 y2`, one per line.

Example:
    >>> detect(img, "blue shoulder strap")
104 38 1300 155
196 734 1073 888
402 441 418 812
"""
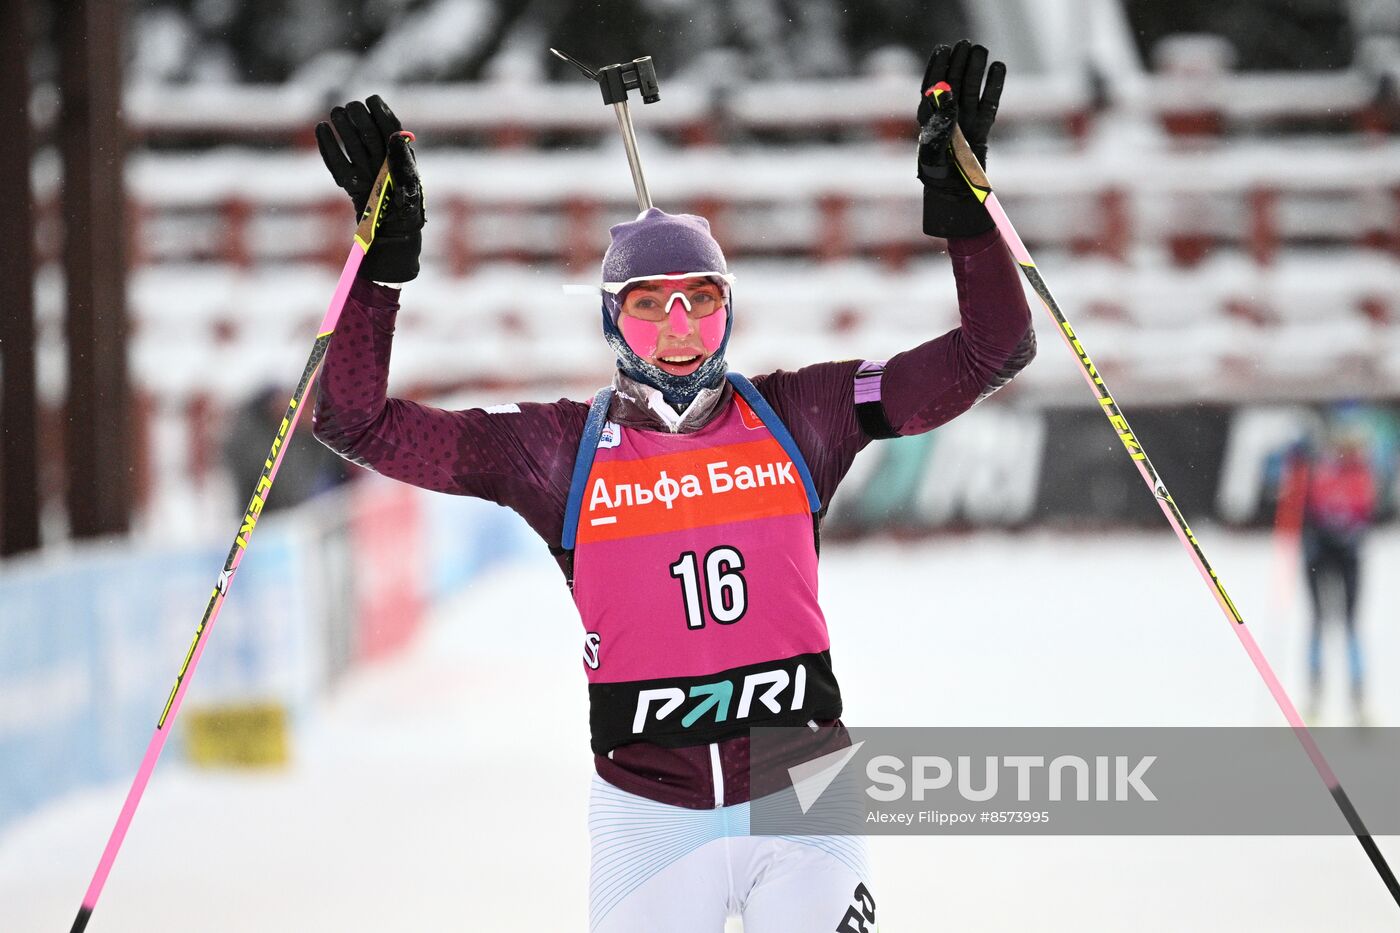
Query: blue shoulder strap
726 372 822 514
560 388 614 550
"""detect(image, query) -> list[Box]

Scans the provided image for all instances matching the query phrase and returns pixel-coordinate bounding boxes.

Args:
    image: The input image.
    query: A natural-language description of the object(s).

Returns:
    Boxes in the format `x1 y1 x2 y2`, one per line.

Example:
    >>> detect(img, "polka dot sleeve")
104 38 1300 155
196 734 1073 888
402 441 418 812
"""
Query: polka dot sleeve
313 279 589 545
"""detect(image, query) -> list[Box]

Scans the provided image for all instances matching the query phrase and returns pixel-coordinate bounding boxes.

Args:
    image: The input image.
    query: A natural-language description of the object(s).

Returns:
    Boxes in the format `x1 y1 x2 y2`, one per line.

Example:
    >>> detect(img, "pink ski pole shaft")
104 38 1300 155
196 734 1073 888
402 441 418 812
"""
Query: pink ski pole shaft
929 84 1400 909
69 135 409 933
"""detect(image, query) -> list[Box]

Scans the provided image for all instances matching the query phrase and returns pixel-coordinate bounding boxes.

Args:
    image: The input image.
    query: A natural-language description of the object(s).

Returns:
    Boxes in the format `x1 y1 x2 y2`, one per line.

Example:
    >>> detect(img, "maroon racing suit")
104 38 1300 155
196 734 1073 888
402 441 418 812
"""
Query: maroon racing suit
313 229 1035 808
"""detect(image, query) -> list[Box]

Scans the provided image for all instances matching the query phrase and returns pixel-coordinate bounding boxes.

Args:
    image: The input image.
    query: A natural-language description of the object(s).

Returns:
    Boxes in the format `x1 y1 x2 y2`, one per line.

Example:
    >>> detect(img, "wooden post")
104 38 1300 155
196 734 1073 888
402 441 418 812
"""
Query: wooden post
1101 188 1130 264
563 196 597 271
1247 186 1279 266
816 194 849 262
0 0 40 553
59 0 132 538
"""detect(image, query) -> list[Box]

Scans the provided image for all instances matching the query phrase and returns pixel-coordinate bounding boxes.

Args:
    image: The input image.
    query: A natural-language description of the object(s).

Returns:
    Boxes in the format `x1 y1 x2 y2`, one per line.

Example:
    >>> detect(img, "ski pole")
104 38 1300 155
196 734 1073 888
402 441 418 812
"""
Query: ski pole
929 82 1400 908
551 48 660 211
68 134 410 933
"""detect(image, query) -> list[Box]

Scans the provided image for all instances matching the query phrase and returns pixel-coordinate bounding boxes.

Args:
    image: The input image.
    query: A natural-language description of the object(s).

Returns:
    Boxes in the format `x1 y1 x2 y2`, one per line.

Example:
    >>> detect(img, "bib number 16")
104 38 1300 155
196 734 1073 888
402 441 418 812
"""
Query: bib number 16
669 546 747 628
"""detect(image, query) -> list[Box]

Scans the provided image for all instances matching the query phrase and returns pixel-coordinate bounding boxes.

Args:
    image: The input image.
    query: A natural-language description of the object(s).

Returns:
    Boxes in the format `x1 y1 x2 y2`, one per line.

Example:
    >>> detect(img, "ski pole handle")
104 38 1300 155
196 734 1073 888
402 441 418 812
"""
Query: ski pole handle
350 133 411 256
926 82 994 213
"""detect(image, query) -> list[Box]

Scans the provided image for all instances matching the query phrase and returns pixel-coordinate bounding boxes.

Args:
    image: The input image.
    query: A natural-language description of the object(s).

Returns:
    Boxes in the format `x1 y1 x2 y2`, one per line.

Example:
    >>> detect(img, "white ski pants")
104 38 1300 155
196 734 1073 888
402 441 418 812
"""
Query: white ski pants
589 776 877 932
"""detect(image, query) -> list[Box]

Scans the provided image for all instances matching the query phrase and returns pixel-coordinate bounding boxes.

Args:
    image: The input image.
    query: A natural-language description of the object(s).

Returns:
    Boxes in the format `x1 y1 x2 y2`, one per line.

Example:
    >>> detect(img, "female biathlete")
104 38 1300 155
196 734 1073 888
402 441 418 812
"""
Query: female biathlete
312 39 1033 932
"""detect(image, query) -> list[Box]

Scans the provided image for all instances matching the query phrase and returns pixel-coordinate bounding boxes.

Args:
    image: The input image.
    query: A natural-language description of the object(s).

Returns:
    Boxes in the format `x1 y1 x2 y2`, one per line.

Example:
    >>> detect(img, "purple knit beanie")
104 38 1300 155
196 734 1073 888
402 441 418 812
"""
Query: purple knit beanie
601 208 728 286
598 208 734 407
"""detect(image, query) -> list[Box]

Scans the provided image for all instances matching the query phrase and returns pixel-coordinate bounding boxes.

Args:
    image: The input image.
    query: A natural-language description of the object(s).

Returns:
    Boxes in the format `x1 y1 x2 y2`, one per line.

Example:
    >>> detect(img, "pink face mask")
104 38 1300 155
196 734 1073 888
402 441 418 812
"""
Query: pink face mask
618 290 728 360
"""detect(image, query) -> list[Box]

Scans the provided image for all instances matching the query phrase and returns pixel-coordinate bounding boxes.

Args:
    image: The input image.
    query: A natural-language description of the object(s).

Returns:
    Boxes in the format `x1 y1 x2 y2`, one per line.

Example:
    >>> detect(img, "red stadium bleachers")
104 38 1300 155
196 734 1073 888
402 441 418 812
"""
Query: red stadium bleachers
27 70 1400 514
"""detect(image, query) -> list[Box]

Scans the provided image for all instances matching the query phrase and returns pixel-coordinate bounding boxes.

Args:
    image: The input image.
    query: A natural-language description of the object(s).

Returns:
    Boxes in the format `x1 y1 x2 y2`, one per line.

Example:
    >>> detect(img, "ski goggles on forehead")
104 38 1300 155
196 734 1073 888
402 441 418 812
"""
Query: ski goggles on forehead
599 271 735 296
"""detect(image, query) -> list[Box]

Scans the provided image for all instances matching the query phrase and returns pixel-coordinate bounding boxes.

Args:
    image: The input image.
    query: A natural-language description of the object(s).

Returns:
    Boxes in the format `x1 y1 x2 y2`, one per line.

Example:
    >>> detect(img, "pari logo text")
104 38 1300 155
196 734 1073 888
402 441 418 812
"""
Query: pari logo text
632 664 808 734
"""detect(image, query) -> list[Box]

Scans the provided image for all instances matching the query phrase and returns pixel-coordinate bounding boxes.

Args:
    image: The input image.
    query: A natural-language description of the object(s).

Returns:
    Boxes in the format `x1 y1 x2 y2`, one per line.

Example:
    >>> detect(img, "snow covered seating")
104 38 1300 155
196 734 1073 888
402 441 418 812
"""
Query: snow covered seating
28 70 1400 512
106 143 1400 271
120 71 1397 148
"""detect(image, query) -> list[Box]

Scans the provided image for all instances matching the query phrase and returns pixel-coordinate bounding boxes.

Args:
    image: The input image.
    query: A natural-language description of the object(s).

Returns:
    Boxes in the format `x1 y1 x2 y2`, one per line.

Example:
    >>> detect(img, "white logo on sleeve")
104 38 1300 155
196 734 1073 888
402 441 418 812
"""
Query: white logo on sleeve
583 632 602 669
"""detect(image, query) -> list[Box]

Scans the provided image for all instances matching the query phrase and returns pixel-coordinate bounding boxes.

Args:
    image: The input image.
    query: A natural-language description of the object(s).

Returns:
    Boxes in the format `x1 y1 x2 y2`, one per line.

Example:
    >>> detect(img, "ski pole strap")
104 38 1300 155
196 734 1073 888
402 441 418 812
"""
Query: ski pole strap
725 372 822 513
852 359 899 439
561 388 615 551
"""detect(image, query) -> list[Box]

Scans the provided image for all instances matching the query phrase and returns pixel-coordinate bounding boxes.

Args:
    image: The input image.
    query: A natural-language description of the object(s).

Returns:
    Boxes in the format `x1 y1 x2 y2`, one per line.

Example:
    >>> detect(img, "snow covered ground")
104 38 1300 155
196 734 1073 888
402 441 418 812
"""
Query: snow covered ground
3 527 1398 931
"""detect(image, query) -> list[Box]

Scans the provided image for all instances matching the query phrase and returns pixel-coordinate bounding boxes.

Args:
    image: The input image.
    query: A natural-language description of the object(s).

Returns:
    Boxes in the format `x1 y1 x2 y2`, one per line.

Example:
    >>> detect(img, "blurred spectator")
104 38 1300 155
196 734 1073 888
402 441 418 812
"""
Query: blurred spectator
1282 420 1379 723
223 386 351 515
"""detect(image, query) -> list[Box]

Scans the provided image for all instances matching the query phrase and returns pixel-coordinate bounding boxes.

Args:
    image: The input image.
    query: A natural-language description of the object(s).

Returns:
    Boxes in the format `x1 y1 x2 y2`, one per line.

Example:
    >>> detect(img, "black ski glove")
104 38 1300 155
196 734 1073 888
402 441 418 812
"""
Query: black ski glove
917 40 1005 239
316 95 426 283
